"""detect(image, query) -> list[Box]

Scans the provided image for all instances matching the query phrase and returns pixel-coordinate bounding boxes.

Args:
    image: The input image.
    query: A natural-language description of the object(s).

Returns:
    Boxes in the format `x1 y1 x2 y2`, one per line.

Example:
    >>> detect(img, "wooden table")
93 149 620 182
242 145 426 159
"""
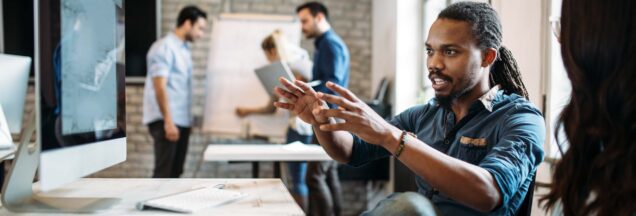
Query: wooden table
0 178 304 215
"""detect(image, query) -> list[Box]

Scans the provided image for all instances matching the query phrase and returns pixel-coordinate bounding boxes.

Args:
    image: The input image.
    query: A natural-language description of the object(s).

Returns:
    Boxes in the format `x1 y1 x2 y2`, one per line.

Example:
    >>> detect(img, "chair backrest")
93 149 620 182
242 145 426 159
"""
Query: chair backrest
373 78 389 103
364 77 392 118
515 174 537 216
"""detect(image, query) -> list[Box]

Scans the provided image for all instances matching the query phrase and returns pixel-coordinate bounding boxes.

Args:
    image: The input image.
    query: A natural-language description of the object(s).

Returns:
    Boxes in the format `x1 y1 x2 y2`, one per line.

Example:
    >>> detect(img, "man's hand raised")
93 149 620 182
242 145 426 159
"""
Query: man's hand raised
313 81 401 148
273 78 330 126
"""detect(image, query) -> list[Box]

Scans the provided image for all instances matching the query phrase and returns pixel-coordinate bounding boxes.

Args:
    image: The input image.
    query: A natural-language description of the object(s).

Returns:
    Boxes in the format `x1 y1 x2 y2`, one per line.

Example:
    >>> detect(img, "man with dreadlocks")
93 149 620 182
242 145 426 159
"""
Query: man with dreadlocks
273 2 544 215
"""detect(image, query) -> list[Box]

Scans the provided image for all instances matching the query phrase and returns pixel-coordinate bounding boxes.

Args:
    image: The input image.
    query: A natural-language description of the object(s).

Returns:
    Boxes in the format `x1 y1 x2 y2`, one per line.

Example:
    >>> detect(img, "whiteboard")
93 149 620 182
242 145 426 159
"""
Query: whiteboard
202 14 302 139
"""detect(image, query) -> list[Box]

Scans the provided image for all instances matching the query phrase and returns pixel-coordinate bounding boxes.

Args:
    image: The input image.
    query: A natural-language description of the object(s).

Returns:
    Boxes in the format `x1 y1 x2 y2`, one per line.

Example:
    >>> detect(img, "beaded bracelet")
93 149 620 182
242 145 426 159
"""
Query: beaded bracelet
395 131 407 157
395 131 416 158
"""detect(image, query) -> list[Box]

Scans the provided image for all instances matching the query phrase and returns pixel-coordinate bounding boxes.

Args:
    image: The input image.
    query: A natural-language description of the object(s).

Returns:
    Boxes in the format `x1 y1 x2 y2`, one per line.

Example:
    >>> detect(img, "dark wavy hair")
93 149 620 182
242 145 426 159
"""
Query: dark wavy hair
540 0 636 215
296 1 329 20
438 2 529 99
176 5 207 27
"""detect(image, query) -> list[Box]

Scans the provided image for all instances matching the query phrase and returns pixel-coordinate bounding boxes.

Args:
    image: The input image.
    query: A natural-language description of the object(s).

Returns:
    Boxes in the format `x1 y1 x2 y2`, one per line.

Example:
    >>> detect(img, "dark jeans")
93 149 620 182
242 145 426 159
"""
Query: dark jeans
285 128 313 197
148 120 191 178
307 160 343 216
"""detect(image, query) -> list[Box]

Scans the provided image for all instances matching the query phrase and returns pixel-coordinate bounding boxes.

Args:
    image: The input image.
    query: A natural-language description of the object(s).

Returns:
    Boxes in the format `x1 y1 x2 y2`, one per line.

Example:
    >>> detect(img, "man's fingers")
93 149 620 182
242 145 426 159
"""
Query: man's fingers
318 123 349 132
325 81 358 102
294 80 318 97
166 134 179 142
314 109 358 122
274 101 294 110
275 87 298 103
279 77 306 98
317 93 357 111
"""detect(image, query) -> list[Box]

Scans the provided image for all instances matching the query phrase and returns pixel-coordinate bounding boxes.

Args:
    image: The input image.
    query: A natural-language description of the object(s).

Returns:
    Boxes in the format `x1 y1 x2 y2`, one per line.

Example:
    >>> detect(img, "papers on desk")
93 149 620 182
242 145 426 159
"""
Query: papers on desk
203 143 332 161
282 141 312 151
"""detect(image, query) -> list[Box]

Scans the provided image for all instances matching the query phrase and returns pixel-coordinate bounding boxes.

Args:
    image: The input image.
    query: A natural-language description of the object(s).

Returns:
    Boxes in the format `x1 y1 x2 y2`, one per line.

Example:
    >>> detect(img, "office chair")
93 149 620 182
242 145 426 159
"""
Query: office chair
365 78 391 118
367 77 389 106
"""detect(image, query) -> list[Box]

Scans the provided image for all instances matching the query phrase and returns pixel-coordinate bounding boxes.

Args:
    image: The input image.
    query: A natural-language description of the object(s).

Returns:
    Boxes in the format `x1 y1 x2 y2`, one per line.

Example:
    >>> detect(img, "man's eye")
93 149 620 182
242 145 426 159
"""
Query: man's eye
426 49 433 55
444 49 457 55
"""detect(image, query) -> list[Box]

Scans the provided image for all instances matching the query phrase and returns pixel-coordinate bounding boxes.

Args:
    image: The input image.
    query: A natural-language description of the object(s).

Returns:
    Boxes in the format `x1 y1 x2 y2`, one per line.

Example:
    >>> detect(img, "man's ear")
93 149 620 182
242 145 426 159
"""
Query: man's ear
183 19 193 30
316 13 325 23
482 47 497 67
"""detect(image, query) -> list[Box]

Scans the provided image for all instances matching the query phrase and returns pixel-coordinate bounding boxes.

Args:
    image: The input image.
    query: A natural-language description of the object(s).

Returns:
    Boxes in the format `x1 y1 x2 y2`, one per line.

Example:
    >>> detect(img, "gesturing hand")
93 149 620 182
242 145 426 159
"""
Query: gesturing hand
314 81 401 147
273 78 330 126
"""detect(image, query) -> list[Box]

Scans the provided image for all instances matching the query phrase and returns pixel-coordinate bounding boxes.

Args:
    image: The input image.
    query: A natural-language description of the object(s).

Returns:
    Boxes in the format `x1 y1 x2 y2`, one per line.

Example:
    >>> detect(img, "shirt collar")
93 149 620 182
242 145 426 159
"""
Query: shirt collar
477 85 501 112
314 29 333 47
168 32 190 49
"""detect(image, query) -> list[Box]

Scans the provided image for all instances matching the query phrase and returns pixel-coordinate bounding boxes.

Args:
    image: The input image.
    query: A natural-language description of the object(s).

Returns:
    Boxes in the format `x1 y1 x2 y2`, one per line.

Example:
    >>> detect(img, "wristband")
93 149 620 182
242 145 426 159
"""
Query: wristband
395 131 416 158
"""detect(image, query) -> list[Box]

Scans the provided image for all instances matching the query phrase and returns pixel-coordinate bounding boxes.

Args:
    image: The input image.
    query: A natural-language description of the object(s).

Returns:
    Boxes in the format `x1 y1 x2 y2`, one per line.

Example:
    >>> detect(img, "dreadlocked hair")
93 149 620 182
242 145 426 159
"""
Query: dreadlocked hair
439 2 529 99
491 47 529 99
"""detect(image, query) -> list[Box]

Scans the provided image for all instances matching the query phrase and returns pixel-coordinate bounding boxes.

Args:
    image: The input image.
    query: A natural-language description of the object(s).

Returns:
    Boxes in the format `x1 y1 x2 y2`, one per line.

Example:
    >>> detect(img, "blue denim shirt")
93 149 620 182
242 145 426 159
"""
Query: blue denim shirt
312 29 350 108
348 87 545 215
142 33 193 127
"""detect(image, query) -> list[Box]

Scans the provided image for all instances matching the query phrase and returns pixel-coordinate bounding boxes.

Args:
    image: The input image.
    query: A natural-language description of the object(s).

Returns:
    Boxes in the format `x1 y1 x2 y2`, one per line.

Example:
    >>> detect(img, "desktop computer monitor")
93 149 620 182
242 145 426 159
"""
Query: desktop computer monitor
1 0 126 212
0 54 31 146
0 54 31 134
36 0 126 191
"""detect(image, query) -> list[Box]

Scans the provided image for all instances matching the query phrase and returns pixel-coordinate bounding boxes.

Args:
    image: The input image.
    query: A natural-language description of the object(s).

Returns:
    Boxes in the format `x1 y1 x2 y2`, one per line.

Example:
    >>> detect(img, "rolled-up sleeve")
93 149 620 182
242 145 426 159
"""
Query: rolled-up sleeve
479 105 545 207
347 136 391 167
146 44 173 78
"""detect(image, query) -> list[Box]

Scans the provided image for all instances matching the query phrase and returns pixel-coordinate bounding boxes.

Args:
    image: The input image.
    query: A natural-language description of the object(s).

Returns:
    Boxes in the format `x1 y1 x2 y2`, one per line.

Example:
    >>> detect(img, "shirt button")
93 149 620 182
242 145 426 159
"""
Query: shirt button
444 140 450 145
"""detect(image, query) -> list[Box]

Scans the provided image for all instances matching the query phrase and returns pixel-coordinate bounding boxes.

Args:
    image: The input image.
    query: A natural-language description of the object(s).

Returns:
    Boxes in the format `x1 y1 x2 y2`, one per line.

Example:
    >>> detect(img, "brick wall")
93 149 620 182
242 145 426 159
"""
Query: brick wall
16 1 383 215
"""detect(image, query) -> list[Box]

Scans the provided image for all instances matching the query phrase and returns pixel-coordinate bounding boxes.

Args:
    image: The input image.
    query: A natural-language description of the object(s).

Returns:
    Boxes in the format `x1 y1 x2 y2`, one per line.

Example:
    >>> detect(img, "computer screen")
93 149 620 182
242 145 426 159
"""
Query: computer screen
37 0 126 191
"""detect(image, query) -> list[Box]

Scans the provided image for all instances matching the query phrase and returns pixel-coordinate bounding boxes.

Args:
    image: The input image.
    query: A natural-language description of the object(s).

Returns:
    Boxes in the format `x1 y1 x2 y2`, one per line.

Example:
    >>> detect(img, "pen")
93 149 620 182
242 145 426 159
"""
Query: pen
307 80 322 87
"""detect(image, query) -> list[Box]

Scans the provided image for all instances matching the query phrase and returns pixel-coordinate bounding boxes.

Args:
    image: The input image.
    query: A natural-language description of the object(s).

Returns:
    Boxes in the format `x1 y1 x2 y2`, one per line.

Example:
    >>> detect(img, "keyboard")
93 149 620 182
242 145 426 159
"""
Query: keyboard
136 185 247 213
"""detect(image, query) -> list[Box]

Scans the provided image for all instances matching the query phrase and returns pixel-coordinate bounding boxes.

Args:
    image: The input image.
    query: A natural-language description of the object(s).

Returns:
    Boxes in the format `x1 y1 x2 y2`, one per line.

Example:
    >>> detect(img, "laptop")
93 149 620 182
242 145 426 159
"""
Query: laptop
254 61 296 97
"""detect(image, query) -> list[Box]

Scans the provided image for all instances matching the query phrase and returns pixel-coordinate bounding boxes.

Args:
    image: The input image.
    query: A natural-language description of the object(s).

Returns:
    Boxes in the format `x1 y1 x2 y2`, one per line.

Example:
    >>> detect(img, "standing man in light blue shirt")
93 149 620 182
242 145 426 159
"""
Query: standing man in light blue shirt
143 6 207 178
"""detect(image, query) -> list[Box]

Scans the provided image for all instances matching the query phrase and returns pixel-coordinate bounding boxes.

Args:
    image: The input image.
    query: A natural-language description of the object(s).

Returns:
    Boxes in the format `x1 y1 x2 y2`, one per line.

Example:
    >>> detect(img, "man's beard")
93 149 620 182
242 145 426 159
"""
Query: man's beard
436 92 461 109
435 78 472 109
185 34 194 42
304 30 318 39
304 23 320 39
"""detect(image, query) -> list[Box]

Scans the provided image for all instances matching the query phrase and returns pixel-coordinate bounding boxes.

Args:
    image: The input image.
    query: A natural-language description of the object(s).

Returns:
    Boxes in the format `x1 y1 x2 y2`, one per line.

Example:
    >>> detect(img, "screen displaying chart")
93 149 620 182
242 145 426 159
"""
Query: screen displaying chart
60 0 119 135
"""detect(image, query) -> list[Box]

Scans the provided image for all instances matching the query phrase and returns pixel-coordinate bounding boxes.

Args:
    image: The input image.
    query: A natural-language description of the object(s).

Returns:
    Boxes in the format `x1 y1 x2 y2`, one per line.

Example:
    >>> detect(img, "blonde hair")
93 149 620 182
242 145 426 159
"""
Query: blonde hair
260 29 289 61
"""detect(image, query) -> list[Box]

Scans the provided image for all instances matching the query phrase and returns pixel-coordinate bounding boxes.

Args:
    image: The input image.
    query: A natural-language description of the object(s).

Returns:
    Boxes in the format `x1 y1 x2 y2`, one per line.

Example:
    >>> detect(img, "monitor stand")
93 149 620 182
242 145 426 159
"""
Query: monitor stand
1 113 120 213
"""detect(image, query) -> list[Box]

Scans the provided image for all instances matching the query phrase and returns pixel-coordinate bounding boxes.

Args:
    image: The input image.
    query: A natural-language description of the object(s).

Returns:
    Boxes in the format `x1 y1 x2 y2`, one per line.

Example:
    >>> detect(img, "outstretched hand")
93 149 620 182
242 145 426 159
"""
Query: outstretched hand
273 78 330 126
313 81 400 147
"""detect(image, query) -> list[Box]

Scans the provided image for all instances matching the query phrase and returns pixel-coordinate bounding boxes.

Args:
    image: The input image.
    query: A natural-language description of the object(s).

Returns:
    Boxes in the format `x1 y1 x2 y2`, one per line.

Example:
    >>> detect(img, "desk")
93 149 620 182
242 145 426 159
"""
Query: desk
0 178 304 215
198 144 332 178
